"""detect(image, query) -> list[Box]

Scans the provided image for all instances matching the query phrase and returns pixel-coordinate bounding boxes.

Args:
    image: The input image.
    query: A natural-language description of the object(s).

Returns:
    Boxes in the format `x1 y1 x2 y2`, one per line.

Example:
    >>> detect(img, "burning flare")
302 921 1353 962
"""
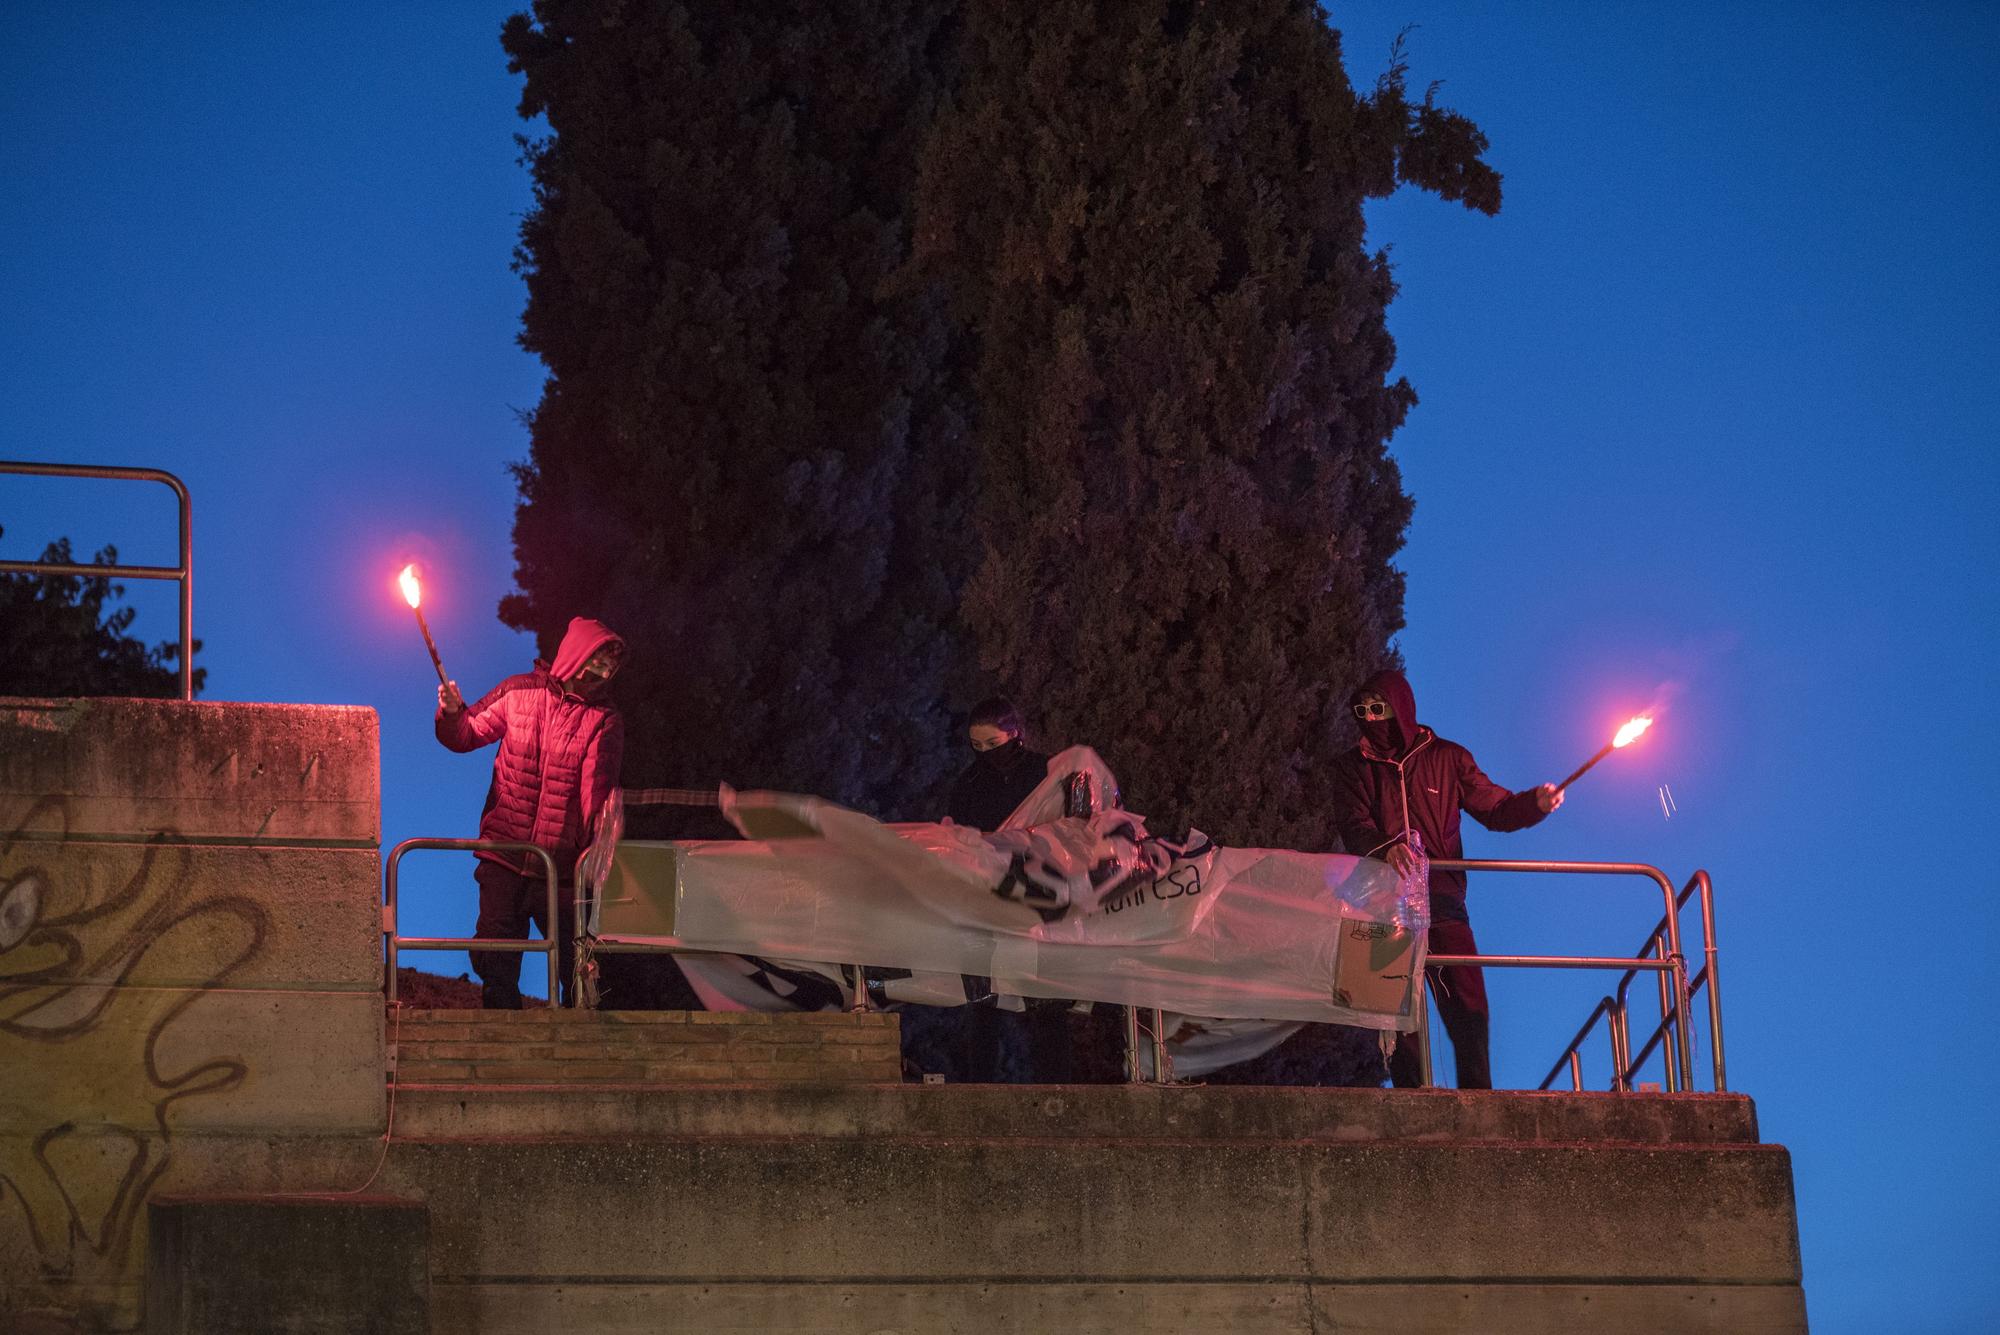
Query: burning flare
398 563 422 609
1612 715 1653 749
1556 713 1659 793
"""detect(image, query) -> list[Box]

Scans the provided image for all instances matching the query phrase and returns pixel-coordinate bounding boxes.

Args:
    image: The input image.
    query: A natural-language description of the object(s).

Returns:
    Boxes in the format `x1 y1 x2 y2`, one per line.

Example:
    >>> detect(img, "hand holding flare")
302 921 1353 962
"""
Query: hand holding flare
397 563 452 693
1556 715 1654 793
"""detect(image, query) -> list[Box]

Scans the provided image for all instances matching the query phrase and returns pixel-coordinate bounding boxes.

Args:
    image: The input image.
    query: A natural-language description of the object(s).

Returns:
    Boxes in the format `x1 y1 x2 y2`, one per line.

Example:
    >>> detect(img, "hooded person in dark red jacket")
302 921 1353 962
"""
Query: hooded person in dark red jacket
436 617 626 1009
1328 668 1562 1089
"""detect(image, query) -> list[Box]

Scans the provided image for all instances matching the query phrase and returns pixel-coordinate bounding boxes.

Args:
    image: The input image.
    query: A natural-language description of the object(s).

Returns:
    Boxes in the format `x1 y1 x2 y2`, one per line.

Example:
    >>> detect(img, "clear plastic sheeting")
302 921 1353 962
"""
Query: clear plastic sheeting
1145 1016 1304 1079
585 748 1427 1030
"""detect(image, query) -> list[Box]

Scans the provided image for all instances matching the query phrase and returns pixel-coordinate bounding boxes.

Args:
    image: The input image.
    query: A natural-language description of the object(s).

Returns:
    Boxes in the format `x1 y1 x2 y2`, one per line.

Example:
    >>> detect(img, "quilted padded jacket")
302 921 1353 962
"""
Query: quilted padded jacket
436 617 626 879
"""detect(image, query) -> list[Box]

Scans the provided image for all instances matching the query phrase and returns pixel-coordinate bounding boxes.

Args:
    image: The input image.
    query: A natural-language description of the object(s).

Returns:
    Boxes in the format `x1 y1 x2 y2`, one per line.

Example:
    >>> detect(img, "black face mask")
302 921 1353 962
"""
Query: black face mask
1360 717 1401 754
976 738 1023 767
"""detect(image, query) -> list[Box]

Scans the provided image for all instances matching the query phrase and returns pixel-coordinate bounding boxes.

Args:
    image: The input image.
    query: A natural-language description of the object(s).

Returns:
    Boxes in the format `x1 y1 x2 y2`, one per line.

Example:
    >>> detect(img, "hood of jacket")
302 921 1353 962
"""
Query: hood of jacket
542 617 625 687
1350 668 1420 758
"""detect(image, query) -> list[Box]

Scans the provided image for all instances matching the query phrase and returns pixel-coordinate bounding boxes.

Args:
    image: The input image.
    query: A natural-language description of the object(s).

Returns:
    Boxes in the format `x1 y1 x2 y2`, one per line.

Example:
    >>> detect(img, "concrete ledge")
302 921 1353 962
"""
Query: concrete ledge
432 1280 1808 1335
387 1081 1762 1145
388 1137 1801 1286
0 698 379 842
1306 1143 1800 1281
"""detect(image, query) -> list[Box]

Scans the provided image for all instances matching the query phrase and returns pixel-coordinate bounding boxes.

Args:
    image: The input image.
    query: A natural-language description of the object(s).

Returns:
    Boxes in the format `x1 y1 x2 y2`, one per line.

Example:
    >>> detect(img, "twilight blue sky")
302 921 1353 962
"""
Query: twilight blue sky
4 5 1995 1330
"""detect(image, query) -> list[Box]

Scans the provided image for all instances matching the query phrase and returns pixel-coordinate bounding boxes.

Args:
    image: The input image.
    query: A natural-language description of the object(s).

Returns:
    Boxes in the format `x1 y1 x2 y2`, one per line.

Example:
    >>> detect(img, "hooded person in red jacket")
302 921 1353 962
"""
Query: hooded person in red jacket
436 617 626 1009
1328 668 1562 1089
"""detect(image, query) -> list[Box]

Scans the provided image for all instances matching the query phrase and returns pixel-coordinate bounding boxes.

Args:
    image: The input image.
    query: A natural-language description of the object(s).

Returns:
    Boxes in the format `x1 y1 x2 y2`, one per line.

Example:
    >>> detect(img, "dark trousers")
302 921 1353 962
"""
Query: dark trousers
470 859 576 1008
963 1001 1076 1083
1388 917 1491 1090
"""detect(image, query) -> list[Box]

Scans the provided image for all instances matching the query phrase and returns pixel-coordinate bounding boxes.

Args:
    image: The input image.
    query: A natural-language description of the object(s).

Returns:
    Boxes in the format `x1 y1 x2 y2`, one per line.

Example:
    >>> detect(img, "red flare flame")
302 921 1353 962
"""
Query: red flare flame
1612 716 1653 749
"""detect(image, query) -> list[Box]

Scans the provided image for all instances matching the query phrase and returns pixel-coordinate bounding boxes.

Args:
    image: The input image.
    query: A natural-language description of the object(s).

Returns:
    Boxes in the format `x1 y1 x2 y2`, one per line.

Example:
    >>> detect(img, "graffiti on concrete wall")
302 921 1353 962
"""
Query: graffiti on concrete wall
0 795 270 1323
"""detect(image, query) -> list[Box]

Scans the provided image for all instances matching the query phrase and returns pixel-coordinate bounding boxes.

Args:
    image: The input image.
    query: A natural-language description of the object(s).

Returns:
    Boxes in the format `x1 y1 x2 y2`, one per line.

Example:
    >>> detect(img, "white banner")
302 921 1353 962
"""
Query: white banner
587 748 1426 1030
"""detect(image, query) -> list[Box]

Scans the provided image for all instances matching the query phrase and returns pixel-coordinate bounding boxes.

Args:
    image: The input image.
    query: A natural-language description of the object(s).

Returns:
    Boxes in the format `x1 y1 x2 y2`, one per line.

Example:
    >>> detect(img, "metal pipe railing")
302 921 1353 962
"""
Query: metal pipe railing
1609 872 1724 1092
1624 962 1712 1088
1433 857 1695 1086
1540 996 1619 1092
1409 858 1704 1094
384 839 561 1004
1 461 194 700
1695 871 1727 1091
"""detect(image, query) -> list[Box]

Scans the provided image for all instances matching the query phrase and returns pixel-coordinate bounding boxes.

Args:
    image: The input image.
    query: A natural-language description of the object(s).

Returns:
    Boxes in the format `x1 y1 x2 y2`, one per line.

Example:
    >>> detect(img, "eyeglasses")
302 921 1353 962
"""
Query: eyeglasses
1352 700 1391 721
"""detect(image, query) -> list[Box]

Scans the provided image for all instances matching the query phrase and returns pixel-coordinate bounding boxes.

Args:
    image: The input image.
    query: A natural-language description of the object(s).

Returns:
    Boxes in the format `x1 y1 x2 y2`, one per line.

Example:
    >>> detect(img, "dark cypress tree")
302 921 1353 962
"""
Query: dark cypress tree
0 528 203 697
906 2 1499 848
500 1 972 819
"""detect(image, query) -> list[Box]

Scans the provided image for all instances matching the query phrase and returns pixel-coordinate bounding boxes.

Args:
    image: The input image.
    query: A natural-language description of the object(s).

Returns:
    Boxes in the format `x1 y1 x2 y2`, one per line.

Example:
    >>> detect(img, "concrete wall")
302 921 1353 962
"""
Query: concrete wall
0 698 385 1331
385 1085 1802 1335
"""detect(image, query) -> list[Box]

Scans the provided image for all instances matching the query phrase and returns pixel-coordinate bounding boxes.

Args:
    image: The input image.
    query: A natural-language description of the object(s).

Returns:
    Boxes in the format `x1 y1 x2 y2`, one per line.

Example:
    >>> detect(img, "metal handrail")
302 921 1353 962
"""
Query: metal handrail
1561 870 1725 1093
1622 961 1713 1088
384 839 562 1004
1410 858 1701 1093
0 461 194 700
1542 996 1620 1092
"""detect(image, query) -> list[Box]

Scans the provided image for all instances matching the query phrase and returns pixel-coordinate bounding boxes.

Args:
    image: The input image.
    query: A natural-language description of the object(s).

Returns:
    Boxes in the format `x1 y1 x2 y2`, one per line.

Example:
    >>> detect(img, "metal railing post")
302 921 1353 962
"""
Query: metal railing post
384 854 402 1003
383 839 561 1003
1539 997 1617 1092
1414 984 1434 1087
1654 945 1682 1092
1695 871 1727 1091
1608 998 1631 1093
175 472 193 702
1 461 194 700
1124 1005 1143 1083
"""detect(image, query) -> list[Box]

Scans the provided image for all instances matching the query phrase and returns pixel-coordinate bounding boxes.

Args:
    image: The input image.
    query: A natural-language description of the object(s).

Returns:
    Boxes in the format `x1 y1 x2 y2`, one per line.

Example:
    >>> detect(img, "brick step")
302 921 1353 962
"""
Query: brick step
384 1009 901 1087
394 1059 886 1085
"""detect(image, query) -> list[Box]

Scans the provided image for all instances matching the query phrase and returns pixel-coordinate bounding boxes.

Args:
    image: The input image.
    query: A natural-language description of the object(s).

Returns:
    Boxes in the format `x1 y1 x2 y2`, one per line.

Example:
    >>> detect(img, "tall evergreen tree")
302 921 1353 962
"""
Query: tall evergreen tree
500 0 972 817
0 527 203 697
906 1 1499 846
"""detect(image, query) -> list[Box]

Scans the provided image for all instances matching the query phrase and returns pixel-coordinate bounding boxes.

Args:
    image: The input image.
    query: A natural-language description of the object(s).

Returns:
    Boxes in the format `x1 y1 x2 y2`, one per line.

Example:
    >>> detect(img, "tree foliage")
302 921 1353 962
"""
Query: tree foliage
906 0 1498 845
500 0 973 820
0 527 203 698
499 0 1498 844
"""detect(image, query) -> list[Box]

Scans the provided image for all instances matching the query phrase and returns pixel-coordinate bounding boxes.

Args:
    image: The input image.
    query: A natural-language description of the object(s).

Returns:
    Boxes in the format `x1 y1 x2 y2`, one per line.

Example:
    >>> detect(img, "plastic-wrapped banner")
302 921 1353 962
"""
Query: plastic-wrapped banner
587 748 1425 1030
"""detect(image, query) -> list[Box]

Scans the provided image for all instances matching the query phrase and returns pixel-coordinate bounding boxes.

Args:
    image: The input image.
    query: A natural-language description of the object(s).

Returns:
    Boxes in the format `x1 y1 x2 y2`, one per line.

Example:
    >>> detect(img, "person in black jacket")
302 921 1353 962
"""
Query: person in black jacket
943 697 1072 1081
947 696 1049 831
1328 668 1563 1089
